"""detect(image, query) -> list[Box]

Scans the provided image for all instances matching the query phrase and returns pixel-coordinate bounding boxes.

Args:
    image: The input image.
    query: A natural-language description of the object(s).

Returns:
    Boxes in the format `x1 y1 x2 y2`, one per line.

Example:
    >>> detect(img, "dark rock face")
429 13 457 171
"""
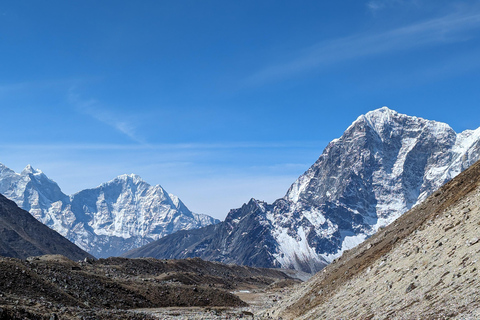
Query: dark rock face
125 199 282 269
125 108 480 273
0 194 92 260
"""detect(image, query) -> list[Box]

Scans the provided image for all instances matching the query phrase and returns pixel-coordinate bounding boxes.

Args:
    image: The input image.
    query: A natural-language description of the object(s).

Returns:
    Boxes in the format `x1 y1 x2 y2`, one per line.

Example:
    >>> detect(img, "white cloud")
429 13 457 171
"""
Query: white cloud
367 0 415 12
68 88 146 144
247 8 480 85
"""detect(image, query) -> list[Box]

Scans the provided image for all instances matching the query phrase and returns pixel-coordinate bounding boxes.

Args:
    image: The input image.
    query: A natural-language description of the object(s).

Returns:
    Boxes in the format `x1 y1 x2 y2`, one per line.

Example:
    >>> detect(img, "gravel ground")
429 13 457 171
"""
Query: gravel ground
0 255 300 319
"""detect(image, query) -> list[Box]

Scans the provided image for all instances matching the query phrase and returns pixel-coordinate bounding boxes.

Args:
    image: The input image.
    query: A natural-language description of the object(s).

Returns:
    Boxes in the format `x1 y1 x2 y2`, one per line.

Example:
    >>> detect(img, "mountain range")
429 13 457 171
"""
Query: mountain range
124 107 480 273
0 165 219 257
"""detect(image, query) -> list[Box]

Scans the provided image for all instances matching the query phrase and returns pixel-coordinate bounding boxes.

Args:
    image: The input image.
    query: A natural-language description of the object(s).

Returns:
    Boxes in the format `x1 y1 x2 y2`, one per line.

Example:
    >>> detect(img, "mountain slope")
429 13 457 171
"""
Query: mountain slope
125 199 285 269
0 194 92 260
271 158 480 319
124 107 480 273
0 165 219 257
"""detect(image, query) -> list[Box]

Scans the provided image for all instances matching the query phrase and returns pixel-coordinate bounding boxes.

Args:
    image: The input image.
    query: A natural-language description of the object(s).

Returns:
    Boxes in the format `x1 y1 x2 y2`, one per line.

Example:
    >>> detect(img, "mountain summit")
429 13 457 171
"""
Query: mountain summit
125 107 480 273
0 165 219 257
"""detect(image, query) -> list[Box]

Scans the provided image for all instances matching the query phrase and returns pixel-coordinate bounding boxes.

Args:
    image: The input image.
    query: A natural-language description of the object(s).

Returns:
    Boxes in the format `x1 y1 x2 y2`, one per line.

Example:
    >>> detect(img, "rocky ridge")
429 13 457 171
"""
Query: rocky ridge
270 158 480 319
0 165 219 257
125 107 480 273
0 194 92 261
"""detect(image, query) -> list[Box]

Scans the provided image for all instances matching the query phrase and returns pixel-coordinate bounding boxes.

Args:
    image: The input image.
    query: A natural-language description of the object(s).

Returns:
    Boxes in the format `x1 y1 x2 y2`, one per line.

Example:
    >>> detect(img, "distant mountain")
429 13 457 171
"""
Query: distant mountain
124 107 480 273
0 193 92 260
0 165 219 257
270 156 480 319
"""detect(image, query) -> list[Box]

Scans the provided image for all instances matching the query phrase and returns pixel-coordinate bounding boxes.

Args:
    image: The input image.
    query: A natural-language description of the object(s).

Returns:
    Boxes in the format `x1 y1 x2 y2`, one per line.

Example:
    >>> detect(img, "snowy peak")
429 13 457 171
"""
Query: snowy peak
353 107 454 142
112 173 146 185
99 173 149 191
0 163 14 175
286 107 457 204
21 164 41 175
0 164 219 258
364 106 399 123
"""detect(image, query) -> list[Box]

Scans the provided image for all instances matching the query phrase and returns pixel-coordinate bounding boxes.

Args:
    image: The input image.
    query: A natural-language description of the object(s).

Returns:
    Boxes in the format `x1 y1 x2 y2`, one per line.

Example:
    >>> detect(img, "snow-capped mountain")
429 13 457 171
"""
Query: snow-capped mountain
0 165 219 257
124 107 480 273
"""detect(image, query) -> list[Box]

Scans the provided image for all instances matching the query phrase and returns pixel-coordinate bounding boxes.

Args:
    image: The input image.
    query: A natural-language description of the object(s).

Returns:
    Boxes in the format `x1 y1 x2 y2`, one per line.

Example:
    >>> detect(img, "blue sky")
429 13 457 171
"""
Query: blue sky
1 0 480 219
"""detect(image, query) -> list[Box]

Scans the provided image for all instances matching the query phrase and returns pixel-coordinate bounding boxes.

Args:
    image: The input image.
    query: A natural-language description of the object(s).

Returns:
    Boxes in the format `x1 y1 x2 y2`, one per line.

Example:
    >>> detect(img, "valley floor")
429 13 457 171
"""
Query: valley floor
133 285 294 319
0 255 300 319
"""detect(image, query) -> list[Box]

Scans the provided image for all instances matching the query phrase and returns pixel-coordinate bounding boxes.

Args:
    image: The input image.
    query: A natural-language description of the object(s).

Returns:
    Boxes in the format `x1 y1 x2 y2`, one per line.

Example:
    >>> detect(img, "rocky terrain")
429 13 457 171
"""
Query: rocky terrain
0 255 297 319
269 158 480 319
0 164 219 257
125 107 480 273
0 194 92 261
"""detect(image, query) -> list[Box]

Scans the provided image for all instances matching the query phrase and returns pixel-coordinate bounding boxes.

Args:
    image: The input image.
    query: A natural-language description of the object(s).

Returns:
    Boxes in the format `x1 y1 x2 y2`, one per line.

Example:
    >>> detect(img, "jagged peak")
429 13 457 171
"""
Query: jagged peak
21 164 43 176
0 163 14 173
98 174 149 189
247 198 267 211
345 107 399 133
347 107 453 139
365 106 397 116
116 173 145 183
361 106 405 126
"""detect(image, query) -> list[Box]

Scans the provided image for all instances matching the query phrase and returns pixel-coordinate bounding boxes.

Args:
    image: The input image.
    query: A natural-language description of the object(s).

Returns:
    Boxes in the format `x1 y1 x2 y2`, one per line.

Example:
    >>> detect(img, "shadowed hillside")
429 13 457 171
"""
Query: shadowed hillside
0 194 92 261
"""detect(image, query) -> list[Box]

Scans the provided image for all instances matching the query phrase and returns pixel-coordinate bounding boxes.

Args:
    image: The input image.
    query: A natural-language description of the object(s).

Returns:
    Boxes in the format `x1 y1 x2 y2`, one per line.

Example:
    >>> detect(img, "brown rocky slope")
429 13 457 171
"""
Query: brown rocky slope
270 159 480 319
0 194 92 261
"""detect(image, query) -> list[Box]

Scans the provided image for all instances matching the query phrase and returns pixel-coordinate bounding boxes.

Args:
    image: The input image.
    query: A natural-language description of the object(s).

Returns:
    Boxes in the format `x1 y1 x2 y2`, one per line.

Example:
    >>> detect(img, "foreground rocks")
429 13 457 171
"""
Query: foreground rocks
0 255 298 319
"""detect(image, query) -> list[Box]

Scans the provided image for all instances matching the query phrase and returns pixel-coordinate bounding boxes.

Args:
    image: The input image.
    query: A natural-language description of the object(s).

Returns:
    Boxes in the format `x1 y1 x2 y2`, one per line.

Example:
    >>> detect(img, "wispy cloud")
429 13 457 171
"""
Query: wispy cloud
367 0 418 12
68 88 146 144
247 8 480 85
